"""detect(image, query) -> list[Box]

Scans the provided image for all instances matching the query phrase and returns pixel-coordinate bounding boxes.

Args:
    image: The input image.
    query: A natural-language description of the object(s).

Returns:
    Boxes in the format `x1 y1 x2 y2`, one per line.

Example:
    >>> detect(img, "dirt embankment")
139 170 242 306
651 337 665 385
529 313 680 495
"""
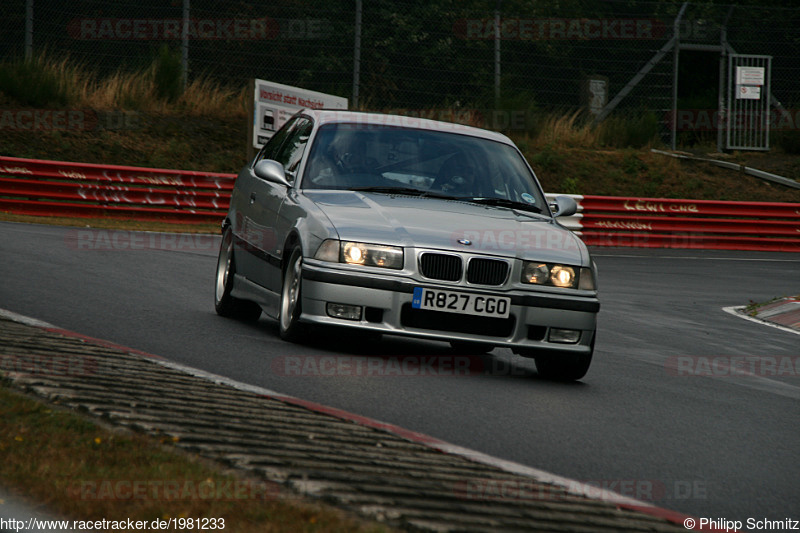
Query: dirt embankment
1 108 798 203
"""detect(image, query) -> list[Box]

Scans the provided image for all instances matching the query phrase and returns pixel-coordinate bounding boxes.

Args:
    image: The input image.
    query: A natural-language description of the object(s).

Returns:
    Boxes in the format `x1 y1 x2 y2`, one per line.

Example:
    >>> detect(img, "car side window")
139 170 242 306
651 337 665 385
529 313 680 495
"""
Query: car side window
253 116 299 165
272 118 313 181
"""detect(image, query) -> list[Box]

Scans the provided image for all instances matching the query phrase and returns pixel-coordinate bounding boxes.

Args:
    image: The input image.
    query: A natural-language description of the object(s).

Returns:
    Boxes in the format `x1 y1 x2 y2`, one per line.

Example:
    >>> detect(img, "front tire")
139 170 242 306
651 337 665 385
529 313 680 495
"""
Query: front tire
214 226 262 322
279 246 307 342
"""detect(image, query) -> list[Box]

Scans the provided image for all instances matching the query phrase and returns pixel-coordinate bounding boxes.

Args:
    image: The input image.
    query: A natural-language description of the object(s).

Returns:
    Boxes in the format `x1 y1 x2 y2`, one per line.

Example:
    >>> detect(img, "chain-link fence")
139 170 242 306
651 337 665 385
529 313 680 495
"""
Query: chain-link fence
2 0 799 144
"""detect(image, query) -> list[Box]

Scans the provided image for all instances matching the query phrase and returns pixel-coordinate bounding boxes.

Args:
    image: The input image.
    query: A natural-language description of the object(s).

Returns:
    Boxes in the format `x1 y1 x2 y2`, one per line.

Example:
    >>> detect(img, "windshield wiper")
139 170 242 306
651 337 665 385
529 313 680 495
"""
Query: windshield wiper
460 197 544 214
349 186 460 200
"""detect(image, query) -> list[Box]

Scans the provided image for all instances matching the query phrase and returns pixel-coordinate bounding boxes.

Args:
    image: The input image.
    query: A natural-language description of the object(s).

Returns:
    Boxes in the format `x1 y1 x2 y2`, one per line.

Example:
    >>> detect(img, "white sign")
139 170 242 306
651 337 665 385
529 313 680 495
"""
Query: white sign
735 66 765 86
737 85 761 100
588 79 607 115
252 79 347 149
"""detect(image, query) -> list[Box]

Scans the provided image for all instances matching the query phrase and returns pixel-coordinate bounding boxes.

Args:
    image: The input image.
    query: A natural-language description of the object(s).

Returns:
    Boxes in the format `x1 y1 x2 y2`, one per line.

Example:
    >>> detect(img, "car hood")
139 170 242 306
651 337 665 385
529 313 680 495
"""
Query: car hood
303 191 587 265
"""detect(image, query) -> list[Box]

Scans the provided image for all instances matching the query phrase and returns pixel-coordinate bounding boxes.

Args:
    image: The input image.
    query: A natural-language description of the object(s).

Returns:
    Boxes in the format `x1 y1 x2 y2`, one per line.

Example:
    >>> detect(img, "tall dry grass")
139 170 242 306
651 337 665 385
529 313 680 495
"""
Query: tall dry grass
2 52 659 149
0 51 247 118
82 68 248 117
177 77 248 117
531 110 602 148
0 51 89 107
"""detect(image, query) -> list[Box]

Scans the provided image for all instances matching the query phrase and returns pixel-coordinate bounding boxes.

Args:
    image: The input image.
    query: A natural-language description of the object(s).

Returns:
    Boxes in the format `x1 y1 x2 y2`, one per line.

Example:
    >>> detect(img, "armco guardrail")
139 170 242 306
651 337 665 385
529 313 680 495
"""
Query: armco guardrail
547 194 800 252
0 155 235 224
1 156 798 251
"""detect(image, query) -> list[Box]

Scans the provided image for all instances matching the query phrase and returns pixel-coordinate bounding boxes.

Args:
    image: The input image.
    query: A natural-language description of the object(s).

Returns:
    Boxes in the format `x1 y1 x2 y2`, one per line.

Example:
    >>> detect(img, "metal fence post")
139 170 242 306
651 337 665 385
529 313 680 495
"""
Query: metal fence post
494 0 501 106
25 0 33 59
352 0 362 109
671 3 688 151
717 6 734 153
182 0 190 89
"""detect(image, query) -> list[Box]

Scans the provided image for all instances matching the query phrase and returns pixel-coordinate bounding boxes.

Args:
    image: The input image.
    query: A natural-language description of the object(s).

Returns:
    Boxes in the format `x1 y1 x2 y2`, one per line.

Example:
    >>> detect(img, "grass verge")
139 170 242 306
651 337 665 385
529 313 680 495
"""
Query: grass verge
0 382 391 533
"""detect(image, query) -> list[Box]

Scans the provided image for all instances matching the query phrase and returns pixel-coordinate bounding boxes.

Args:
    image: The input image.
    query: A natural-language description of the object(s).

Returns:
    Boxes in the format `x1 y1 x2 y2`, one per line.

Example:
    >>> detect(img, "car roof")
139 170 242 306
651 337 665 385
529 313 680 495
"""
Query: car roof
300 109 515 146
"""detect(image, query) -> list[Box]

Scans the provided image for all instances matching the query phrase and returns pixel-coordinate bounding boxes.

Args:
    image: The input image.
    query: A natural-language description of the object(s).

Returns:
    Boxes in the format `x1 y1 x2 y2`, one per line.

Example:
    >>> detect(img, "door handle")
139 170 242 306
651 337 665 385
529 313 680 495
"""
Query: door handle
250 192 256 204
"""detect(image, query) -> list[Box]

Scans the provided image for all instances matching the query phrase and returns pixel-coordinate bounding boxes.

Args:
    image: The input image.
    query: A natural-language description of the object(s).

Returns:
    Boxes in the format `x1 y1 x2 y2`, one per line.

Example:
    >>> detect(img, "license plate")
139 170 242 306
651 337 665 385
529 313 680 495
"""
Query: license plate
412 287 511 318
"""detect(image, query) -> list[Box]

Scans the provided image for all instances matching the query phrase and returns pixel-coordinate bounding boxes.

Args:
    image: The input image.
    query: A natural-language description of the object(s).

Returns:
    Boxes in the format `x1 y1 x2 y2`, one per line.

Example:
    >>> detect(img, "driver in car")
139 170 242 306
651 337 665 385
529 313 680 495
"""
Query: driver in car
435 153 477 196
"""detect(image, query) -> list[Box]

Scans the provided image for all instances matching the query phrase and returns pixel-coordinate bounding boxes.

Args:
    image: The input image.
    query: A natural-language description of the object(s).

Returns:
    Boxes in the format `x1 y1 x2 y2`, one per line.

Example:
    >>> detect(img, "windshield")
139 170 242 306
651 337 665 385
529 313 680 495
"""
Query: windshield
301 123 546 210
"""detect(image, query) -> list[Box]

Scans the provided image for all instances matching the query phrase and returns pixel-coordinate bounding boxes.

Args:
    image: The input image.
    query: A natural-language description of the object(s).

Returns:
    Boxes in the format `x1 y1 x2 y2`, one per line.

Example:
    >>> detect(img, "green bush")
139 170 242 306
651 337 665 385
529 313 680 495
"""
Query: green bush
0 54 72 107
560 176 581 195
153 45 184 103
598 111 659 148
622 151 647 175
494 91 537 134
530 143 563 171
774 130 800 155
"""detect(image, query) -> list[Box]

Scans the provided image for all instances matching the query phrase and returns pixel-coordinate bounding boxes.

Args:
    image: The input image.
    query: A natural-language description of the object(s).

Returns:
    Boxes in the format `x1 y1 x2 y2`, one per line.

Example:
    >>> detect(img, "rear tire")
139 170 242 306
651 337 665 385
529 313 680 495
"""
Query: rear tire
214 226 262 322
279 246 307 342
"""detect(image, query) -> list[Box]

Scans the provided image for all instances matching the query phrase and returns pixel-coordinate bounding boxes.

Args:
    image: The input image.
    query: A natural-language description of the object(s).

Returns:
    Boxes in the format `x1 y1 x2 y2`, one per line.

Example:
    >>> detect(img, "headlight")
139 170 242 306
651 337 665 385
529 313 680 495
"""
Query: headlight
521 262 595 290
315 239 403 269
342 242 403 268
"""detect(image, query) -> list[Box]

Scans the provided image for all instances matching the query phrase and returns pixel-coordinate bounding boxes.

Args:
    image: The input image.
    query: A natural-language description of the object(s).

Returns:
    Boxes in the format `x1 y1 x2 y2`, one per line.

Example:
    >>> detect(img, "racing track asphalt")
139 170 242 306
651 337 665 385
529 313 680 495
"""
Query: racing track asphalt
1 221 798 524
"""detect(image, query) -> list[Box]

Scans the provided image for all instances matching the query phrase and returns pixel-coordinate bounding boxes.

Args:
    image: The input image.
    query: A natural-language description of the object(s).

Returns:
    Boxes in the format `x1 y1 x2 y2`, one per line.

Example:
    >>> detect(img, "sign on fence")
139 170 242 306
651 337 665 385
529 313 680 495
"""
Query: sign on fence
249 79 347 152
727 54 771 151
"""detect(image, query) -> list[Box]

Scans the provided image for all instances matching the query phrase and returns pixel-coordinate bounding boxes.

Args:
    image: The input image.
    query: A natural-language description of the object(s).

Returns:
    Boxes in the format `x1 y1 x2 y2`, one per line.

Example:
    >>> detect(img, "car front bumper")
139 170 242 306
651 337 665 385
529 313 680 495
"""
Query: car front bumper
300 260 598 356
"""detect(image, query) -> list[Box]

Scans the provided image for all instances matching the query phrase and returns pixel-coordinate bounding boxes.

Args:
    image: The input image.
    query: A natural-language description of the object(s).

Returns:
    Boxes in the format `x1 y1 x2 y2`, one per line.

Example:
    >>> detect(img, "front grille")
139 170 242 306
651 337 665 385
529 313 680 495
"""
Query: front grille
400 304 515 337
419 253 462 281
467 258 509 286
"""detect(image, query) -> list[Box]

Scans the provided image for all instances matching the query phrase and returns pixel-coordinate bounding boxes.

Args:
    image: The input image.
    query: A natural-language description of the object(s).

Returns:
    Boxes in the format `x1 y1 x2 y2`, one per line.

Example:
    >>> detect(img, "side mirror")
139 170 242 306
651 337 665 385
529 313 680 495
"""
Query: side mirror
253 159 291 187
549 195 578 218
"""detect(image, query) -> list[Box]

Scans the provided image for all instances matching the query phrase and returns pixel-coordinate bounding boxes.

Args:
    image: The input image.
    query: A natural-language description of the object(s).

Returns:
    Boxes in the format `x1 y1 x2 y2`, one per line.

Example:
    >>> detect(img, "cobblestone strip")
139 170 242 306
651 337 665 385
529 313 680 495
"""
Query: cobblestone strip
0 316 689 532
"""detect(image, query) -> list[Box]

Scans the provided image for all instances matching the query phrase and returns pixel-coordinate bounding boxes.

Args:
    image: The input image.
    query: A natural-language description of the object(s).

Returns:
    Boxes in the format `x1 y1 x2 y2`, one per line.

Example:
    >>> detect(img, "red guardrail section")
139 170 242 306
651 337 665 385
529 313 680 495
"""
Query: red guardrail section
0 155 235 223
1 156 798 251
574 196 800 252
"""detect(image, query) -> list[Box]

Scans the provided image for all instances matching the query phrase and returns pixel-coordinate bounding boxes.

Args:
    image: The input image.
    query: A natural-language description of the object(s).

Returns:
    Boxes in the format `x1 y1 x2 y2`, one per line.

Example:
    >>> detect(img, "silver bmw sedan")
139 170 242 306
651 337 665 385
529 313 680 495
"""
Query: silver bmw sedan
215 110 599 380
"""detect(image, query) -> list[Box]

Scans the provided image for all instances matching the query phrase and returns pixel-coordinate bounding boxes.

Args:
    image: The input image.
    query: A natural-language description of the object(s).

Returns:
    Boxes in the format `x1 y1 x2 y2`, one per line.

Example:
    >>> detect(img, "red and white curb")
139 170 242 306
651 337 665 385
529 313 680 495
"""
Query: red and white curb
1 307 722 531
723 300 800 337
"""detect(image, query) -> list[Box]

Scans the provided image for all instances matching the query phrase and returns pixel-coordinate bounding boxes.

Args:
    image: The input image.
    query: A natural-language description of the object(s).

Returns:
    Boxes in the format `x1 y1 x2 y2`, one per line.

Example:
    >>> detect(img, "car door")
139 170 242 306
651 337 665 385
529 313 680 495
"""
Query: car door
245 116 314 294
233 117 299 289
260 116 314 293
